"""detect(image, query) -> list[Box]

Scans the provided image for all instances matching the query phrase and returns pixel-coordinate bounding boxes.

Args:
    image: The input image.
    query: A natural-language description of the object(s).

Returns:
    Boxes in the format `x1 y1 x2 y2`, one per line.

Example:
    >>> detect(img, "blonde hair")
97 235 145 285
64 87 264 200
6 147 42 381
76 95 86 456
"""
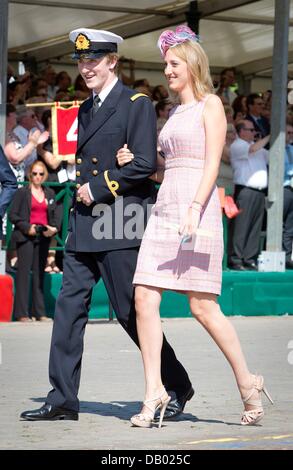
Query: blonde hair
169 40 214 100
28 160 48 184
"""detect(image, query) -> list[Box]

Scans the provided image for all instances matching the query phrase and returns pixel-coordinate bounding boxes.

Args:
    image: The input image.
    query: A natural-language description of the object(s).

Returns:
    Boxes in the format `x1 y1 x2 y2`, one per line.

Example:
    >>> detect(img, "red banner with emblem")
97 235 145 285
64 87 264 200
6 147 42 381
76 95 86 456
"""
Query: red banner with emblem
51 102 79 159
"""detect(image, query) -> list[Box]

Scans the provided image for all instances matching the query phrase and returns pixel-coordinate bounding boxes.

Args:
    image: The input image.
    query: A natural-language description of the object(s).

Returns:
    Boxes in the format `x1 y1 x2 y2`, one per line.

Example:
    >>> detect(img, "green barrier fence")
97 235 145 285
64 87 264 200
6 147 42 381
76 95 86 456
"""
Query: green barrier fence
3 181 230 269
3 181 75 252
4 182 241 320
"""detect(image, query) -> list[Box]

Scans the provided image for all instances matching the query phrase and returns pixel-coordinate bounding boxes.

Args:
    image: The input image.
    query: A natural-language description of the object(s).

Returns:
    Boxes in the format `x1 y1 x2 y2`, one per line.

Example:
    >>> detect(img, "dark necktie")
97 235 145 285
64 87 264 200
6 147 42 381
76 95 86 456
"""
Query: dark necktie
256 117 264 136
286 145 293 165
92 95 101 118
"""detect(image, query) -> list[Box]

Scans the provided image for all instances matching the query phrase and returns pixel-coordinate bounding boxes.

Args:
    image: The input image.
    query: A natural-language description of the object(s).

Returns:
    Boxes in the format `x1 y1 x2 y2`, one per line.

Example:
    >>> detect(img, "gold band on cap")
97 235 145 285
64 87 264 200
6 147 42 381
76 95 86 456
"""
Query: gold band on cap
104 170 119 198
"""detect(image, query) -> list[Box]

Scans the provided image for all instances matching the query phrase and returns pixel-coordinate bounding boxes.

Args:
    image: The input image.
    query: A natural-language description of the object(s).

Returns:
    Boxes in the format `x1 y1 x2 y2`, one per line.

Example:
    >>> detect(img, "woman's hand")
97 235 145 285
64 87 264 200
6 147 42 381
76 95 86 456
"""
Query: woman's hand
43 225 58 237
178 207 201 242
116 144 134 167
28 224 37 236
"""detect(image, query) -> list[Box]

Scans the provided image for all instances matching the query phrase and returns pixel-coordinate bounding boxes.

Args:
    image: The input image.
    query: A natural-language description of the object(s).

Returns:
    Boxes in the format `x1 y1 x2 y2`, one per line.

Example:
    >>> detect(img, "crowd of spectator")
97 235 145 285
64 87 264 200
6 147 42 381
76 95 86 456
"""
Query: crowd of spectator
214 67 293 270
1 60 293 321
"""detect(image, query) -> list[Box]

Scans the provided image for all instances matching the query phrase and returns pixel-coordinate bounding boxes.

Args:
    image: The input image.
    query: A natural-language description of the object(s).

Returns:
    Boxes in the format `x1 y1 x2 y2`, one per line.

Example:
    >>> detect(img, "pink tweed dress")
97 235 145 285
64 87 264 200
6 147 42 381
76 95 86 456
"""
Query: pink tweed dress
133 96 223 294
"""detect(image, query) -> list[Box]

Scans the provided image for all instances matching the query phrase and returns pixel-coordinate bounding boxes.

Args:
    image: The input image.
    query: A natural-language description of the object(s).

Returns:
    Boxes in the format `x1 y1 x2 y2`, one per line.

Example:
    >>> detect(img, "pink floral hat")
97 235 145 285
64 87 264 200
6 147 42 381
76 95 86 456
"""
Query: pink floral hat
157 25 200 57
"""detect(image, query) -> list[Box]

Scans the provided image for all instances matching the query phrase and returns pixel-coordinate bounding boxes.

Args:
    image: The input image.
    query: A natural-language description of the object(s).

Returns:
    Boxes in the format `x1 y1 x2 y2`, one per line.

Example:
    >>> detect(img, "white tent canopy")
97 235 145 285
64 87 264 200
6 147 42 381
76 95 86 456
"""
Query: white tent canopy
7 0 293 79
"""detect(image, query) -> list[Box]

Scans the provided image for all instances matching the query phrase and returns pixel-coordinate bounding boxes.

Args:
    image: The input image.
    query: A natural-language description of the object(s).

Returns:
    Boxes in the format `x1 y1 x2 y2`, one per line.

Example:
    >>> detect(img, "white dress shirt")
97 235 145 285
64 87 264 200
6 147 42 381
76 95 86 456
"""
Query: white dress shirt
94 77 118 104
230 137 269 189
87 77 119 201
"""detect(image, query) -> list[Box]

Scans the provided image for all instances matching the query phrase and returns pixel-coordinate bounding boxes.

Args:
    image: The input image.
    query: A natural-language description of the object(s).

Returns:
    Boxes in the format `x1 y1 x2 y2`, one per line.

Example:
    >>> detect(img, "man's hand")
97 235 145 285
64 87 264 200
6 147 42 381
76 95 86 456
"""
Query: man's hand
77 183 93 206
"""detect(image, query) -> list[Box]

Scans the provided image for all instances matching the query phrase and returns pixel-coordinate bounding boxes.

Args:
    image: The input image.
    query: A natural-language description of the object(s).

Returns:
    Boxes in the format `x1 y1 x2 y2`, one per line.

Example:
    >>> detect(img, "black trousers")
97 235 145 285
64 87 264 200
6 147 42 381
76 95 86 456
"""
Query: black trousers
46 248 192 411
13 236 51 319
229 185 266 266
283 187 293 261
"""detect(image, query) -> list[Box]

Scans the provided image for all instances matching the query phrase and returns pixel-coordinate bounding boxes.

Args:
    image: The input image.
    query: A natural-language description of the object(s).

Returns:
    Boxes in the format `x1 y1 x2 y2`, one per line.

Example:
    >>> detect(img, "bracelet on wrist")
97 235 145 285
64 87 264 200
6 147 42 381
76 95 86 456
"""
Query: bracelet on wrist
189 201 203 211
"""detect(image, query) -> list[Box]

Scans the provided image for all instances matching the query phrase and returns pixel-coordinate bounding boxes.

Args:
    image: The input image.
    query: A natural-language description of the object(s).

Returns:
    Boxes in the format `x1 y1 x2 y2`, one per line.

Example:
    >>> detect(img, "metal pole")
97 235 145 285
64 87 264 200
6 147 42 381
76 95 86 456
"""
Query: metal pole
186 1 201 35
265 0 289 265
0 0 9 147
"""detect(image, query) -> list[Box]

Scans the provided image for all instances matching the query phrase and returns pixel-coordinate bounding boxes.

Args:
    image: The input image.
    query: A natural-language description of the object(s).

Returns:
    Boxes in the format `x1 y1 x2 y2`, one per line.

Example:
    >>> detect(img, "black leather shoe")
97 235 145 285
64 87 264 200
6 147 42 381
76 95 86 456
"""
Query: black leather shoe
228 263 247 271
286 260 293 269
20 403 78 421
154 386 194 421
244 261 258 271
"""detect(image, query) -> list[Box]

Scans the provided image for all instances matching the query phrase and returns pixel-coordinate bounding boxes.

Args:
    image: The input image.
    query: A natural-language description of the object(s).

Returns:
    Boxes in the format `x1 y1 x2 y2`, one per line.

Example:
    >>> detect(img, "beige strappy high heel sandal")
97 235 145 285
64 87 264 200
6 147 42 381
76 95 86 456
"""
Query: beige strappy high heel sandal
241 375 274 426
130 390 171 428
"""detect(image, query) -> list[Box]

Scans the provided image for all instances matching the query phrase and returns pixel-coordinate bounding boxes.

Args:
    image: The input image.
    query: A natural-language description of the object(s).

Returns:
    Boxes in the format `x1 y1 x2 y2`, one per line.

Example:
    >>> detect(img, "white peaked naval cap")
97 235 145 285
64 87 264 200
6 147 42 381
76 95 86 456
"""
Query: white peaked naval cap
69 28 123 59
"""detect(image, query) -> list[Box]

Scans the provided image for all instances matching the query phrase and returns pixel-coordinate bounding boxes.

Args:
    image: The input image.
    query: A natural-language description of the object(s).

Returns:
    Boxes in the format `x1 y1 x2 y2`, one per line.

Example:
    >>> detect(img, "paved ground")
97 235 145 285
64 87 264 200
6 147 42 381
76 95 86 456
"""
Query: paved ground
0 316 293 450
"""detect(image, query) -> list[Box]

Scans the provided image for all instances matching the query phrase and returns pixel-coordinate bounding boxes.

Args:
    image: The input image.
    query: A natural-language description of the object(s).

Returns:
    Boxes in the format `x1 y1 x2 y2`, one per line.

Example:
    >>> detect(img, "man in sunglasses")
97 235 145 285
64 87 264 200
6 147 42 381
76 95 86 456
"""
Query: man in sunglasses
13 106 40 173
228 120 270 271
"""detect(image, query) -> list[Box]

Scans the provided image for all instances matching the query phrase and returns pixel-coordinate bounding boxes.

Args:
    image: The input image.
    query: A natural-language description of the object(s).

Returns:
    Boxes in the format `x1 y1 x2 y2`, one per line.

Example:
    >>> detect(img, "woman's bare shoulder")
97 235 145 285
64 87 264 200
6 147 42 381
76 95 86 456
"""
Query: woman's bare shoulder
204 94 223 108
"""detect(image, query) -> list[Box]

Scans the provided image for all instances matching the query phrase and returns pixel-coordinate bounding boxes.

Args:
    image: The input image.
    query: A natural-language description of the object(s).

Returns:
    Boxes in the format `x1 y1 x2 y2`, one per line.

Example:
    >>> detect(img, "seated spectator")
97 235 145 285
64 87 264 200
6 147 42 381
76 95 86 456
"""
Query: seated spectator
13 105 45 173
152 85 169 104
118 57 136 87
54 91 72 102
4 105 49 271
55 71 72 96
216 123 236 191
9 161 59 322
40 65 58 101
38 110 75 185
283 124 293 269
5 104 49 184
25 97 50 132
7 63 17 84
228 120 270 270
7 81 27 106
215 67 238 105
246 94 270 147
155 99 173 136
73 74 90 100
30 77 48 101
133 79 152 98
261 90 272 122
232 95 247 123
287 107 293 127
37 109 75 273
223 104 234 124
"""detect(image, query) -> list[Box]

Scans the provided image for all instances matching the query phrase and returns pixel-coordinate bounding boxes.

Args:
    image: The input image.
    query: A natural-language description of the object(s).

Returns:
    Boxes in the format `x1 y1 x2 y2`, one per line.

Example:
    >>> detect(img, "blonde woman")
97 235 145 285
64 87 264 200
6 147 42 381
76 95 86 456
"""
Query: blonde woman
116 26 273 428
9 161 59 322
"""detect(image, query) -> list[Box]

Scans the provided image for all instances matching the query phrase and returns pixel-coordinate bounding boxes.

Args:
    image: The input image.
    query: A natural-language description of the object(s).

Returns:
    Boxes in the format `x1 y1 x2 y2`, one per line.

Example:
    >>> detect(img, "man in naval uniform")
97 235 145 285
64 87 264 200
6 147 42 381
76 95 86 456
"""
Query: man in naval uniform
21 28 194 421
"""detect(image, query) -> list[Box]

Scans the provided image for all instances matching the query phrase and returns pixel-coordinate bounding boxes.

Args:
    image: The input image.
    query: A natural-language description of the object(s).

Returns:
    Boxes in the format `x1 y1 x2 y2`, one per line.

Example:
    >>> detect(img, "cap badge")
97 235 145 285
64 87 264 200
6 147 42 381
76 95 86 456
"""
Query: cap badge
75 33 91 51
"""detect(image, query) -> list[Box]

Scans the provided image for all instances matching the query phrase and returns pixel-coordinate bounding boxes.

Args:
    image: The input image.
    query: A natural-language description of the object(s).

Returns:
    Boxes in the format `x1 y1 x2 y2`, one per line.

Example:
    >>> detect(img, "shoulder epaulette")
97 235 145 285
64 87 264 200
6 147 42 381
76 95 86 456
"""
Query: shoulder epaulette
130 93 148 102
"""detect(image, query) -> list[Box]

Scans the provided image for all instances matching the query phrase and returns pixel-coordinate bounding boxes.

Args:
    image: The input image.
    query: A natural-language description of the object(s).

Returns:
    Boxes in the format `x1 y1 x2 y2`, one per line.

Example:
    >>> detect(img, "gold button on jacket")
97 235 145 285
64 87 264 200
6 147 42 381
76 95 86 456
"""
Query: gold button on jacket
92 157 98 163
92 170 98 176
76 158 82 164
76 170 81 177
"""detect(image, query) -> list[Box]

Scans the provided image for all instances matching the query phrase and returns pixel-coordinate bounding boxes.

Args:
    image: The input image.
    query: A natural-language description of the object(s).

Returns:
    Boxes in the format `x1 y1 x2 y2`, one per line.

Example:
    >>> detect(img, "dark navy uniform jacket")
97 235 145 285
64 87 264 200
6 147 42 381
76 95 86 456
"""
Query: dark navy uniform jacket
66 79 158 252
